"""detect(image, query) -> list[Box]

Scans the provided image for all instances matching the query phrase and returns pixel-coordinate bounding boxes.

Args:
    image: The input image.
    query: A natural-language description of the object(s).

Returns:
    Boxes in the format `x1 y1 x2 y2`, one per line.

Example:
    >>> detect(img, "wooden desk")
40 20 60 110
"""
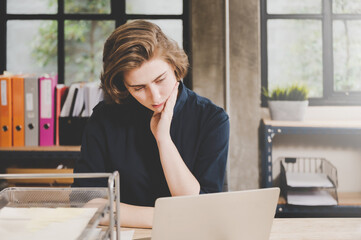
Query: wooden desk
127 218 361 240
270 218 361 240
122 227 151 239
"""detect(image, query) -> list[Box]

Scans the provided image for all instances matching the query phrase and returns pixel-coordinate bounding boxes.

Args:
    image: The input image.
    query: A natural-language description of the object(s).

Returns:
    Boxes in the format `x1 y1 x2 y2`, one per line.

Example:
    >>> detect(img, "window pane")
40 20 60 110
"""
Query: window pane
267 20 322 97
7 0 57 14
145 20 183 48
126 0 182 15
64 0 110 14
7 20 57 74
333 20 361 92
267 0 321 14
64 20 114 84
333 0 361 14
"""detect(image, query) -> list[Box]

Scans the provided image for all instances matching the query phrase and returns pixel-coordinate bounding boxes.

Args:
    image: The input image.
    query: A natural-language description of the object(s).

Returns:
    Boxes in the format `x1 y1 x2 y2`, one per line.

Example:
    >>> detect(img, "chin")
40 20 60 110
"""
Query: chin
152 106 164 113
153 108 162 113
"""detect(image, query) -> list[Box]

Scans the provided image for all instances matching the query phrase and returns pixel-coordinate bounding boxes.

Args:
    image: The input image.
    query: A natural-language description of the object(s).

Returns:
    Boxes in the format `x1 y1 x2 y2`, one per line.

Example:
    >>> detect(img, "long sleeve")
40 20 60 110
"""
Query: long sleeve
72 109 109 188
193 108 230 193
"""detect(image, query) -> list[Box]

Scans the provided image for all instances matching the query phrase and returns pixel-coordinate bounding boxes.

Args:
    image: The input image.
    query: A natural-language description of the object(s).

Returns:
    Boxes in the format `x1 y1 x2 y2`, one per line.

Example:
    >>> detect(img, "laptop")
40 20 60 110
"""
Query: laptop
143 187 280 240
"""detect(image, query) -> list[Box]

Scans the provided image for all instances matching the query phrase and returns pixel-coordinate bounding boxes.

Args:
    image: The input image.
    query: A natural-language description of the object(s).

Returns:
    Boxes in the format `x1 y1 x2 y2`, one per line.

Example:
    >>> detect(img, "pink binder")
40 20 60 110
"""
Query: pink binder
39 74 58 146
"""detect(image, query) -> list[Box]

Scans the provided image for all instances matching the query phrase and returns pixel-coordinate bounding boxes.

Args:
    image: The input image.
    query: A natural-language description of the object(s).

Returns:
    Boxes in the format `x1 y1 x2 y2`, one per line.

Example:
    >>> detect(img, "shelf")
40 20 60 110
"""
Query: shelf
277 192 361 217
0 146 81 152
261 119 361 188
338 192 361 206
0 146 81 161
260 119 361 217
278 192 361 206
263 119 361 129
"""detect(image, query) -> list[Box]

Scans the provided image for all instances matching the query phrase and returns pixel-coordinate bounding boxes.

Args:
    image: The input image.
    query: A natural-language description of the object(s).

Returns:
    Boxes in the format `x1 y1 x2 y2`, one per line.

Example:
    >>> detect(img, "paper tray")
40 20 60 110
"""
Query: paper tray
279 157 339 206
0 172 120 240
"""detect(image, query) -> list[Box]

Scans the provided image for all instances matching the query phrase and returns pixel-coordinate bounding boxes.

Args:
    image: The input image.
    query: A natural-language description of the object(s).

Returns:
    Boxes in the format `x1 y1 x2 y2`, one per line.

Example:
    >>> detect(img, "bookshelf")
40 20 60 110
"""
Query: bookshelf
0 146 81 187
0 146 81 160
0 146 80 152
0 145 81 164
278 192 361 206
260 119 361 217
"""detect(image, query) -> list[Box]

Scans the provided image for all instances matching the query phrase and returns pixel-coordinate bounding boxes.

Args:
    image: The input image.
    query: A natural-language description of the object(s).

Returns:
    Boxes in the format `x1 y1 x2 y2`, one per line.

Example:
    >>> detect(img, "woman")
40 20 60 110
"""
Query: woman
73 20 230 228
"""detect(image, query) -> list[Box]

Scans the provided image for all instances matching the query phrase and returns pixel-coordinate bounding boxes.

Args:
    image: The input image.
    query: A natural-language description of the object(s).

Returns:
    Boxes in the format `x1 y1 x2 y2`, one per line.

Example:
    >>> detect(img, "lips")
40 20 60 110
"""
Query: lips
152 102 164 109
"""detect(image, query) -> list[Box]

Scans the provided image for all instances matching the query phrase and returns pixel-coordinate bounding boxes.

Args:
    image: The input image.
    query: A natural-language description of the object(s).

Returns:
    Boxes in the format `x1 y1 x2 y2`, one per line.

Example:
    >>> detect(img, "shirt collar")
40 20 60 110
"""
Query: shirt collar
173 81 188 117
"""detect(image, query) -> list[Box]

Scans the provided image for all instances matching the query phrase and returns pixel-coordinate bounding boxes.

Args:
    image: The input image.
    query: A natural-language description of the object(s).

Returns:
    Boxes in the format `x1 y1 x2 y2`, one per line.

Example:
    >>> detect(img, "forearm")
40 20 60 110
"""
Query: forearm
118 202 154 228
157 137 200 196
85 199 154 228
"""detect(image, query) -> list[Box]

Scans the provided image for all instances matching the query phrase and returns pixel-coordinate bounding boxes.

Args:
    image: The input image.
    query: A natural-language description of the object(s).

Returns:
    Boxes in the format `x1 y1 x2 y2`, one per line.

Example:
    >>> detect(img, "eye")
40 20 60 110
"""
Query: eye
156 78 165 84
134 86 145 91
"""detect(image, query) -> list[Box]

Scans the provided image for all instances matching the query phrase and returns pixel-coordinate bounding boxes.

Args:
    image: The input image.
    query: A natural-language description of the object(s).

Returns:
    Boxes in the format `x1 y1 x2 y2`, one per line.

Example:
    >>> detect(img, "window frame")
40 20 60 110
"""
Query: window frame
261 0 361 106
0 0 192 88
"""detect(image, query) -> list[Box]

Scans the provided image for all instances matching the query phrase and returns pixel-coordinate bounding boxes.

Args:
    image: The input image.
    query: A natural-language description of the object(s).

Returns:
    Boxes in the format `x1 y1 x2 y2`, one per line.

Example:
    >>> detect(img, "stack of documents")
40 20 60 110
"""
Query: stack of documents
286 172 334 188
285 172 337 206
280 157 338 206
0 207 97 240
58 81 103 145
287 189 338 206
60 81 103 118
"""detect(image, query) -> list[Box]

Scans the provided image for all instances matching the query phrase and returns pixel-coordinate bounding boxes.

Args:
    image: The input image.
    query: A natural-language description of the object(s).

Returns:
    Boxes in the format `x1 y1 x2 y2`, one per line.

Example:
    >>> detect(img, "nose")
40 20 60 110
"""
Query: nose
148 85 161 103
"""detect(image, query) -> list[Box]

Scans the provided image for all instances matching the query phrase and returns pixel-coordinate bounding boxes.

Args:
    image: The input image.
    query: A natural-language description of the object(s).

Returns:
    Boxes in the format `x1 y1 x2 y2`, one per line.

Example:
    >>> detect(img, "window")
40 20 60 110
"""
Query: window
0 0 191 86
261 0 361 105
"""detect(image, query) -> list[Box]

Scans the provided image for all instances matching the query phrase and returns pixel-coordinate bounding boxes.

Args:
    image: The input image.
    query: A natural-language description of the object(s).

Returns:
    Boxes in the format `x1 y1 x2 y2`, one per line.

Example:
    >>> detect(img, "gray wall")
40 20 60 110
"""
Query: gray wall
191 0 260 190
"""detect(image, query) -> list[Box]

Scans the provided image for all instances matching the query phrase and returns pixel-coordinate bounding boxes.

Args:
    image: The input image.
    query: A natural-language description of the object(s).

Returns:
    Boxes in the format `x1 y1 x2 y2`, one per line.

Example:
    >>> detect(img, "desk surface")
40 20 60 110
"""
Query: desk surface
127 218 361 240
263 119 361 128
270 218 361 240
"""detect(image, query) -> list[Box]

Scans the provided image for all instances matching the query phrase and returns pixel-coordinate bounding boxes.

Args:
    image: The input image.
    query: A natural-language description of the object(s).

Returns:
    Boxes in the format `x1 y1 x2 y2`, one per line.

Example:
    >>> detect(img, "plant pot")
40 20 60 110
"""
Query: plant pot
268 100 308 121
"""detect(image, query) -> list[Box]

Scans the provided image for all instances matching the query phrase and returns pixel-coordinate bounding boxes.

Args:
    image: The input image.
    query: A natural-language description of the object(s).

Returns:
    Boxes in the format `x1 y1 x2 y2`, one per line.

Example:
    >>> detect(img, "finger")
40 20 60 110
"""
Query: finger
164 82 179 113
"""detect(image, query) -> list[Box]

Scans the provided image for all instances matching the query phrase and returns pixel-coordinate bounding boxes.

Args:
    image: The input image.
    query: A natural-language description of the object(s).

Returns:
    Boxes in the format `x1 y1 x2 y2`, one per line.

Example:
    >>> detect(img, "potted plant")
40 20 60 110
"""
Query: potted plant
263 83 309 121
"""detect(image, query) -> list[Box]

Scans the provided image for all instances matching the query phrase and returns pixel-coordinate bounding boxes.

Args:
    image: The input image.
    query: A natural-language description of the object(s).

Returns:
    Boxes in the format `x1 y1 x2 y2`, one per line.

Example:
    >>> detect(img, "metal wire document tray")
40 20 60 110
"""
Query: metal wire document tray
279 157 338 206
0 172 120 240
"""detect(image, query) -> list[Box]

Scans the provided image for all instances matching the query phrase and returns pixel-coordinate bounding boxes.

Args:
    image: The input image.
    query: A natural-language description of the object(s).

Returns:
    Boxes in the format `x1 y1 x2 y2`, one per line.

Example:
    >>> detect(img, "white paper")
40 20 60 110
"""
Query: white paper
26 93 34 111
60 83 78 117
118 229 135 240
87 228 134 240
286 172 334 188
40 79 52 119
287 190 337 206
1 80 7 106
82 81 104 117
72 85 85 117
0 207 97 240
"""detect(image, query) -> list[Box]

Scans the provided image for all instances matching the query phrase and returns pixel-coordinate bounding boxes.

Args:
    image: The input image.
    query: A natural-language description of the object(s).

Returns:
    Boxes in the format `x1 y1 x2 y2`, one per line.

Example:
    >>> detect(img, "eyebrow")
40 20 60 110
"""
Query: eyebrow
126 71 167 88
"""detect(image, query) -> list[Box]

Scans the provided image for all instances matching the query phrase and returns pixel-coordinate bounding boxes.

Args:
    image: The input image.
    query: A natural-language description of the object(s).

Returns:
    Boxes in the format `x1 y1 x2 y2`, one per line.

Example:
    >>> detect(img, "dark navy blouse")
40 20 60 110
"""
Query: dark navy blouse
73 82 229 207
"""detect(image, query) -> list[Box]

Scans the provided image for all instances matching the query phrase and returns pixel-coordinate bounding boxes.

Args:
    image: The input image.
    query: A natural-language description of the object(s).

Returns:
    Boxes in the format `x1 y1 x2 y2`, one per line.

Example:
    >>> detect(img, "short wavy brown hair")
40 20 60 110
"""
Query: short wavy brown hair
100 20 189 104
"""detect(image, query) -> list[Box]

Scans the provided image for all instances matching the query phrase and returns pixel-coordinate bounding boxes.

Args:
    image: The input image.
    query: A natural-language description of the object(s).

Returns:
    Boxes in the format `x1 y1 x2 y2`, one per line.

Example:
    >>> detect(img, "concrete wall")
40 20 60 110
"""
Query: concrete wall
191 0 261 190
191 0 361 192
191 0 225 106
192 0 361 193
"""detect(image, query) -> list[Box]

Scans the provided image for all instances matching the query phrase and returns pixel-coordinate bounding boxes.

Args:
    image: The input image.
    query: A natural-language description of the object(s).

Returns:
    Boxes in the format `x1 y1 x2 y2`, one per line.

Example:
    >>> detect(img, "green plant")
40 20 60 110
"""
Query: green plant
31 0 113 84
262 83 309 101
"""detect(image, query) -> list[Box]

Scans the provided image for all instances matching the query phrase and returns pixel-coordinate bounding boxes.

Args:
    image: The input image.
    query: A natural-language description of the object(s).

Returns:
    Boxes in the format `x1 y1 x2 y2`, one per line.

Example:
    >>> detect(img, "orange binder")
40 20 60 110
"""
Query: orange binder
55 84 69 145
12 75 25 146
0 75 13 147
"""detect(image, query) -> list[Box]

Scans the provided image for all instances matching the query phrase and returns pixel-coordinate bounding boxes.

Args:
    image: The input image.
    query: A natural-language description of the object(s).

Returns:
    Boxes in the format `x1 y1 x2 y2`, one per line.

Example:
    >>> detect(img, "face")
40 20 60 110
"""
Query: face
123 57 178 112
